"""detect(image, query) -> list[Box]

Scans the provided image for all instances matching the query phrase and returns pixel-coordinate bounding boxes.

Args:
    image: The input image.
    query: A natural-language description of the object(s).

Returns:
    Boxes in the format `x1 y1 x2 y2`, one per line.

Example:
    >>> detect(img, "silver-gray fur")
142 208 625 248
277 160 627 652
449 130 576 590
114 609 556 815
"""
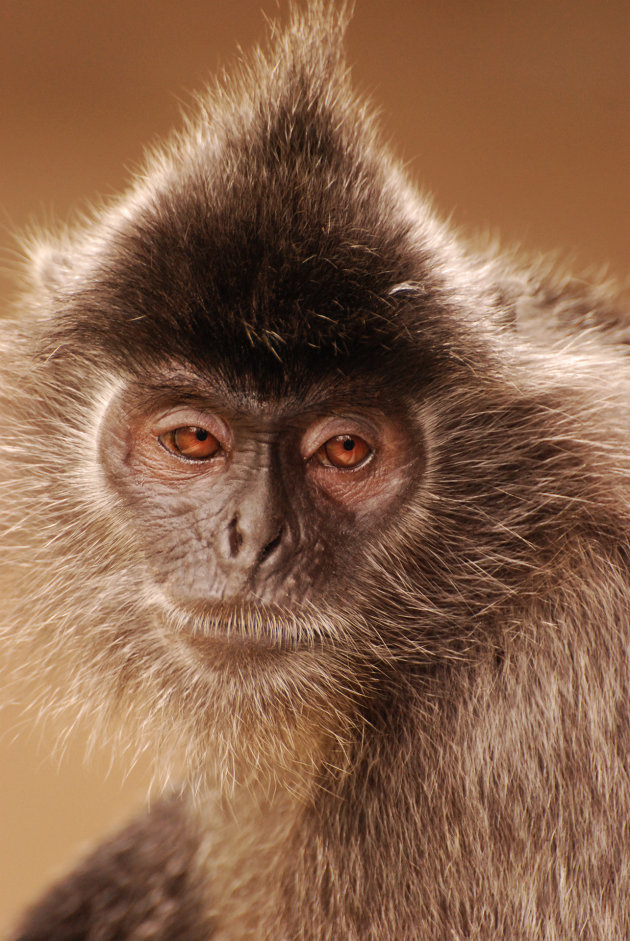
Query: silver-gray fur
3 4 630 939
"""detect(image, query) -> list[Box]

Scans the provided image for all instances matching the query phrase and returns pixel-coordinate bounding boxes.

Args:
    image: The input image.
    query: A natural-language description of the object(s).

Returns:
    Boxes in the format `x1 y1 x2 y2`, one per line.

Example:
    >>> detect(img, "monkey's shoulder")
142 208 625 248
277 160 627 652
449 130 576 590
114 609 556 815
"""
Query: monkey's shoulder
8 796 210 941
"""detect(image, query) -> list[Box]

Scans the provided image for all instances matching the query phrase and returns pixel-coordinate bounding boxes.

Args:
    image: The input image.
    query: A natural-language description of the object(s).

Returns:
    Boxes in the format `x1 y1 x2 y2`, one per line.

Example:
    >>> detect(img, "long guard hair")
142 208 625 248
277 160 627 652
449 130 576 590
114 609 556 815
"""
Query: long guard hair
3 4 630 939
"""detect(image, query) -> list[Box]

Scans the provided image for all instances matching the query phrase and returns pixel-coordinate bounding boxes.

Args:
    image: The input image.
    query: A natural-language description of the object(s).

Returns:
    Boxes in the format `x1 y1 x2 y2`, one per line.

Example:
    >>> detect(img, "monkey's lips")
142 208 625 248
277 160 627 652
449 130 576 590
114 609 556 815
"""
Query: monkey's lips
165 598 324 652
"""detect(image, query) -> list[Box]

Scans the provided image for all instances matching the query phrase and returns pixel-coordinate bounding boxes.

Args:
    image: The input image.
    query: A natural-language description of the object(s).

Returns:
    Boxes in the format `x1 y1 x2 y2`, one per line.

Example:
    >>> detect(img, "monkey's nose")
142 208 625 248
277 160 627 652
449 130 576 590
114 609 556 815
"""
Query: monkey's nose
223 510 286 575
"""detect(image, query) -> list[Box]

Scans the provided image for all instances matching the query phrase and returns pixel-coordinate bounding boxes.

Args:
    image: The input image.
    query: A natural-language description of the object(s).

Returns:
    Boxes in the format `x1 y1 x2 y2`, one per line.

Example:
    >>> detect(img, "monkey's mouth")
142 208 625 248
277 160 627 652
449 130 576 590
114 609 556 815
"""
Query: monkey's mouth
162 598 328 651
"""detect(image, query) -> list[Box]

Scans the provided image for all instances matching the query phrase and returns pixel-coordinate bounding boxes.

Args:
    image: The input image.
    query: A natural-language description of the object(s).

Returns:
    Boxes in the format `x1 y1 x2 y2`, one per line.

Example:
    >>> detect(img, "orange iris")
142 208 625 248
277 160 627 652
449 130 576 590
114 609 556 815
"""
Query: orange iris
317 434 371 468
161 426 220 460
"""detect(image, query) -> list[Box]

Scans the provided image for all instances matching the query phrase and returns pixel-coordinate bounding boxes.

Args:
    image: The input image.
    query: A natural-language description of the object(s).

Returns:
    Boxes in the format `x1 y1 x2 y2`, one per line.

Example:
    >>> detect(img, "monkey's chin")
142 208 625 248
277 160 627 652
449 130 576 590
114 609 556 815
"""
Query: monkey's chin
161 598 328 655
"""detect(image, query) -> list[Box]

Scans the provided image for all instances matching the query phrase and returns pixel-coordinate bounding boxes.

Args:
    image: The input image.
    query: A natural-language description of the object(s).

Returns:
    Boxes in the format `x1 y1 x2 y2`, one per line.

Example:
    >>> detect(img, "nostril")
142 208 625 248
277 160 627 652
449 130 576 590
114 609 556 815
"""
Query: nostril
228 516 243 558
258 527 284 566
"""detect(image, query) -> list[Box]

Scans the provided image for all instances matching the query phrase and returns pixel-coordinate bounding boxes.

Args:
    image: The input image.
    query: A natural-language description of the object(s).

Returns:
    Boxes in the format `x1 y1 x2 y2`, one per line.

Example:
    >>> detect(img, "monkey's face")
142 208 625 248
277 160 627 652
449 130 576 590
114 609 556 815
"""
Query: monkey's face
98 372 422 656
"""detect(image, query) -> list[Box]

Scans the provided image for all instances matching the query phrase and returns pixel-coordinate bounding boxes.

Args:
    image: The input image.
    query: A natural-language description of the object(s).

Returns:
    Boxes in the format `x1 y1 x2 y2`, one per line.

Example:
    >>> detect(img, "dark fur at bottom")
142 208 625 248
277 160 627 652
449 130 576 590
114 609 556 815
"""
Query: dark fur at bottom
10 798 209 941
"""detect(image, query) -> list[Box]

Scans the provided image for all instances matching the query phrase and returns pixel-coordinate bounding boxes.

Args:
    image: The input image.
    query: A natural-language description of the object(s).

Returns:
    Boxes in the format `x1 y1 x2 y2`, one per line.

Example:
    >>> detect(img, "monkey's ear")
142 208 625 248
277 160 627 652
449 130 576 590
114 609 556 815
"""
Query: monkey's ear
30 242 74 296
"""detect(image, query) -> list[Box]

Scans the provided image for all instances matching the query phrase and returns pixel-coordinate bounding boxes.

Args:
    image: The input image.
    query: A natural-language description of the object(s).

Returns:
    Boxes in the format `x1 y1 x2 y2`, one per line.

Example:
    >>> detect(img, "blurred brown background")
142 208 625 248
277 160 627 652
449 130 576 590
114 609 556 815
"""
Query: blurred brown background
1 0 628 931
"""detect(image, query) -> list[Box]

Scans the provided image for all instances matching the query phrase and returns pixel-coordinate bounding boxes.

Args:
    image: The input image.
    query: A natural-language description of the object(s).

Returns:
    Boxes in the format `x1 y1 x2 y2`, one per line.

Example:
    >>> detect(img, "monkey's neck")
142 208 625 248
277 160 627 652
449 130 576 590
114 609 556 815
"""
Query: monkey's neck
188 694 414 939
191 782 305 940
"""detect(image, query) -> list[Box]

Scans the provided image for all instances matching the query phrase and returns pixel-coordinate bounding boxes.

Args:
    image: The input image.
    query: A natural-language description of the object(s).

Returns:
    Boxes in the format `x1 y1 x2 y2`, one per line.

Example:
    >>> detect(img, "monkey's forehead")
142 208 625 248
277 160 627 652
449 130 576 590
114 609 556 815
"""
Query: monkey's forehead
108 360 427 418
41 159 462 393
38 211 468 399
46 300 453 404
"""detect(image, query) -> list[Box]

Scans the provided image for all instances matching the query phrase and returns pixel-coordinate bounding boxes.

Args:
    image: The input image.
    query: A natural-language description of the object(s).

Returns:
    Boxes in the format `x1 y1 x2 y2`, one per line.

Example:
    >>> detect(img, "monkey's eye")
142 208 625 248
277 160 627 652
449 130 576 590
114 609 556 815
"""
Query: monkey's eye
159 426 221 461
315 434 372 469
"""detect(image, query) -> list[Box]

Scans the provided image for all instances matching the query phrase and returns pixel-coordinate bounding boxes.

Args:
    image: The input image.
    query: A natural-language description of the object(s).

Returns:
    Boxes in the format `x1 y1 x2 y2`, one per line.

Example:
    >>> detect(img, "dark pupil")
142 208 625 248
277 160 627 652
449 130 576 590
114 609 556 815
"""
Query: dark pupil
343 437 354 451
195 429 208 441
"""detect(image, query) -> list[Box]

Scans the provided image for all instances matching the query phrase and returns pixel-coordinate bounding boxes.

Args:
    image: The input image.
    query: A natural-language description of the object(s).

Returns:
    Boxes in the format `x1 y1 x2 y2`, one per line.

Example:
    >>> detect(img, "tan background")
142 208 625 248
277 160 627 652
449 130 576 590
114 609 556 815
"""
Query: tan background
1 0 628 932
